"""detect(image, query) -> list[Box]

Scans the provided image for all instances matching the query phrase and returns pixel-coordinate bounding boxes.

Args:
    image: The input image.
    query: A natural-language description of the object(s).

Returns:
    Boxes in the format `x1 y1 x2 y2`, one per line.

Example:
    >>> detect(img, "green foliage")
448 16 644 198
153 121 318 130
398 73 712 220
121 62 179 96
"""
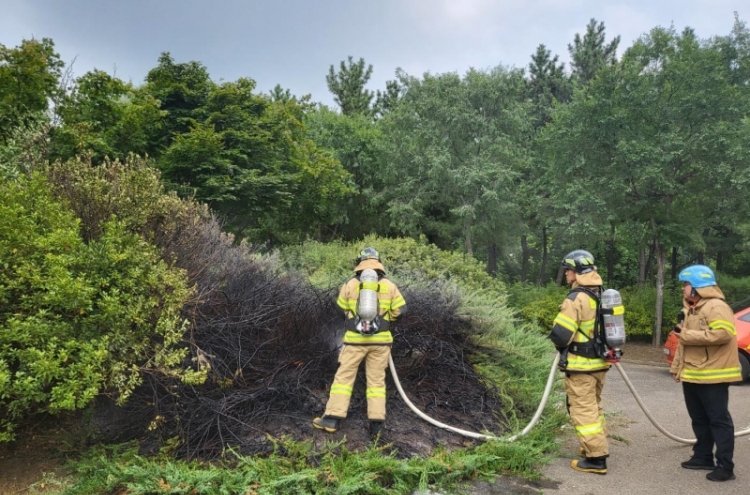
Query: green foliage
304 106 387 240
0 38 63 142
44 155 202 245
144 52 213 147
619 286 683 340
60 424 561 494
506 282 684 341
506 283 567 330
0 116 50 179
0 173 193 441
50 70 165 162
715 273 750 306
378 66 531 260
280 235 505 295
567 18 620 85
326 56 375 116
156 76 353 243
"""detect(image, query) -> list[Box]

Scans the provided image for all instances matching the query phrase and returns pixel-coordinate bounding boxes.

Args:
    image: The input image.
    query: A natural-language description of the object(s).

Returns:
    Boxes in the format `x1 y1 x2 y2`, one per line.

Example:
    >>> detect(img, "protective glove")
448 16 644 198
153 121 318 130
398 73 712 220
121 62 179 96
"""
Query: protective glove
673 311 685 333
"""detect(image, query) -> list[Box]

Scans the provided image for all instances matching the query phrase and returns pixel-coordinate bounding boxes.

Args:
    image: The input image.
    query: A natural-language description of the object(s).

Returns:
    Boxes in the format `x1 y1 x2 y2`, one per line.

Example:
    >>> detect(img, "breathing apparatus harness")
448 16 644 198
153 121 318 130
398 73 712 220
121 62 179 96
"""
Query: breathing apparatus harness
561 286 625 369
347 268 387 335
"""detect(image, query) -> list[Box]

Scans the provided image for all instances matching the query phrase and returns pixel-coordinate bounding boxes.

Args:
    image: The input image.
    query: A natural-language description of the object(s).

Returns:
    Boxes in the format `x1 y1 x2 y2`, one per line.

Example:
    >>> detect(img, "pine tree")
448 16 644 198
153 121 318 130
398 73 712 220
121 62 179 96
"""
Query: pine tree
326 56 374 116
527 44 571 127
568 19 621 84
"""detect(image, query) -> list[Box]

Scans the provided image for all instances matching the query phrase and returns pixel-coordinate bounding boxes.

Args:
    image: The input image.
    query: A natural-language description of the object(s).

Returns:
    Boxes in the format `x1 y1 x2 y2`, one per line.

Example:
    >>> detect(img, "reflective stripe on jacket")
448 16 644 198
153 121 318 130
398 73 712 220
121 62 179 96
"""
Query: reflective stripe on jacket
336 276 406 345
551 281 610 373
670 286 741 384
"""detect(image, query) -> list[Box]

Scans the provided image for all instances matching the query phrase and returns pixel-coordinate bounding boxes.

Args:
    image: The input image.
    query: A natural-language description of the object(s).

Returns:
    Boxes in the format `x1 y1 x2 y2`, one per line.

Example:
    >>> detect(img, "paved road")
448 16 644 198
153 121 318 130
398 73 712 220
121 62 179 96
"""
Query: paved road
541 362 750 494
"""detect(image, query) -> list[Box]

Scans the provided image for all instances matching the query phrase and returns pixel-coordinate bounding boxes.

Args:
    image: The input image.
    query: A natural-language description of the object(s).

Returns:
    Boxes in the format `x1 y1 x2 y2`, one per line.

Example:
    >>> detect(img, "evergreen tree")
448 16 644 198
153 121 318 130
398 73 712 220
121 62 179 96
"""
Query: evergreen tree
568 18 621 84
527 44 571 128
326 56 374 116
374 79 401 117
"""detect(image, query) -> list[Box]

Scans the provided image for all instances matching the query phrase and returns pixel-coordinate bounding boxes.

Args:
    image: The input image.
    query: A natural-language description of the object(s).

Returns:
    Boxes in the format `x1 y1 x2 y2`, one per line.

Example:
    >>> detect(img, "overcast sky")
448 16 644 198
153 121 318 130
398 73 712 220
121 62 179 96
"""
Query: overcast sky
1 0 746 106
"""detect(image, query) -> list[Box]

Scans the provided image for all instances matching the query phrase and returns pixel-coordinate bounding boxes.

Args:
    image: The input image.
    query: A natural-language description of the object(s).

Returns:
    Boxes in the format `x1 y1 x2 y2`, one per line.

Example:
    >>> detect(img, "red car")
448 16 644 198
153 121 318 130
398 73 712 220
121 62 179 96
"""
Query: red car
663 298 750 382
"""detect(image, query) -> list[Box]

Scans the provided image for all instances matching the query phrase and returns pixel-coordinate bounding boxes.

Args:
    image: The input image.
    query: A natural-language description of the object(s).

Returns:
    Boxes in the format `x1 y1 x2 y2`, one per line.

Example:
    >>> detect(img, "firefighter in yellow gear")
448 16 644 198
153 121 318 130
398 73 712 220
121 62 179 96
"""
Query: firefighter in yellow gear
548 250 610 475
670 265 740 482
312 247 406 438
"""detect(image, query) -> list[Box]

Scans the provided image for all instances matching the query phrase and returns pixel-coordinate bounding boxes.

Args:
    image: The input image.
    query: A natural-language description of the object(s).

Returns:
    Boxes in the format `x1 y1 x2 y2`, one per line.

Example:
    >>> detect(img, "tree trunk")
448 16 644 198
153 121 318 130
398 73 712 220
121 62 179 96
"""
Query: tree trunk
653 240 666 348
556 265 565 286
606 224 615 286
464 217 473 257
487 243 498 275
520 235 530 283
644 240 655 282
670 247 679 281
717 250 724 273
637 246 646 290
538 226 549 285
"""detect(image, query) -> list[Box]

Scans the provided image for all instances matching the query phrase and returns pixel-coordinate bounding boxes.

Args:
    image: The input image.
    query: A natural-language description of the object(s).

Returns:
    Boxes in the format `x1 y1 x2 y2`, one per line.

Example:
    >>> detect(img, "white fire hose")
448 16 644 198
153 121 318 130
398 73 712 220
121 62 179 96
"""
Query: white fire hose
388 353 560 441
390 354 750 444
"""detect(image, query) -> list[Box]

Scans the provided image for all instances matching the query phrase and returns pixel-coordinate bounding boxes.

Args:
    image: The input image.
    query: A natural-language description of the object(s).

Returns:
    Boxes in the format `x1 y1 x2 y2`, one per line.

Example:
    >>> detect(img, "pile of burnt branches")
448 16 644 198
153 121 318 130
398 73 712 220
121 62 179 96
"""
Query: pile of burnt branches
124 215 505 459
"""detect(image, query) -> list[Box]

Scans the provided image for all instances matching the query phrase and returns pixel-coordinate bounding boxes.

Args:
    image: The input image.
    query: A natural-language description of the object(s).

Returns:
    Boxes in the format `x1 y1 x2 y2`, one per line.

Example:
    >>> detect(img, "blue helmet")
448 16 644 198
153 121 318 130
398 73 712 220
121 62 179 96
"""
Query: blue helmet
678 265 716 288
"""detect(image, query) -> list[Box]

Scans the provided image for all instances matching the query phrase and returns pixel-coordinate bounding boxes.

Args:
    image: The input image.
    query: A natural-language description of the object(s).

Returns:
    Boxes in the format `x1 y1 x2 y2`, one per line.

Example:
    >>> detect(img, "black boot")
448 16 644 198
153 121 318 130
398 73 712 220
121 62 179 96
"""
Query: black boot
706 467 735 482
571 456 607 475
312 415 341 433
681 457 715 470
369 420 384 439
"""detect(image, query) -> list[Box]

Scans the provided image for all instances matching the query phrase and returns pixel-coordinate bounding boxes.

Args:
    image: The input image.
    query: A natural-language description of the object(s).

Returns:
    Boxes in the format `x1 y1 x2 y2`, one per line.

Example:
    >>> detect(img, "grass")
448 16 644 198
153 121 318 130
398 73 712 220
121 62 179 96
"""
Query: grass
54 427 563 495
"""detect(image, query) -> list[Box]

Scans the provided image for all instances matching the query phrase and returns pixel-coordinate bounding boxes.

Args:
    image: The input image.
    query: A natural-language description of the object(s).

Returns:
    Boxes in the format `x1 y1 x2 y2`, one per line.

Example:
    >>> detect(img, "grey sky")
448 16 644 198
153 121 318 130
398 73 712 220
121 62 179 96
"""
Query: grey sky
1 0 746 107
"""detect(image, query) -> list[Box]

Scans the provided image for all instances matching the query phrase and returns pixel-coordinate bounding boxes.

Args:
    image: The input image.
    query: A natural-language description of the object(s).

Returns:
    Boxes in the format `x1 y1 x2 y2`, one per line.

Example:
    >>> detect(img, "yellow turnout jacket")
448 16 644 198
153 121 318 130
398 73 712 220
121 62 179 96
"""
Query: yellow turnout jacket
670 286 741 384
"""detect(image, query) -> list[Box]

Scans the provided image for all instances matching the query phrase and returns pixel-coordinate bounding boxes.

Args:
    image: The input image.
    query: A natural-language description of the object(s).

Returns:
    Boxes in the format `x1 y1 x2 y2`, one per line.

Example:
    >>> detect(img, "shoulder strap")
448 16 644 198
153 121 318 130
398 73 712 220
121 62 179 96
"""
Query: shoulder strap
566 286 604 343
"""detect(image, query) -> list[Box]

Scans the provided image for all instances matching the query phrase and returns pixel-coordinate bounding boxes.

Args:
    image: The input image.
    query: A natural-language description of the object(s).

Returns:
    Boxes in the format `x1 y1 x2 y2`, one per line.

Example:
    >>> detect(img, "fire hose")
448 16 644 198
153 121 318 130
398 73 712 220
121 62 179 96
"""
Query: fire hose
387 353 560 441
389 354 750 444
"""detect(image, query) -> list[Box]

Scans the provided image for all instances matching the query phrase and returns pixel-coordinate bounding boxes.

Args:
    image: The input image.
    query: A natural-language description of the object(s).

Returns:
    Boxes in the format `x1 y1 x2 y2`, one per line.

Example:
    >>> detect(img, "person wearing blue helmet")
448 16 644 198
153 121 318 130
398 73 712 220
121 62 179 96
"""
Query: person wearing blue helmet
670 264 741 482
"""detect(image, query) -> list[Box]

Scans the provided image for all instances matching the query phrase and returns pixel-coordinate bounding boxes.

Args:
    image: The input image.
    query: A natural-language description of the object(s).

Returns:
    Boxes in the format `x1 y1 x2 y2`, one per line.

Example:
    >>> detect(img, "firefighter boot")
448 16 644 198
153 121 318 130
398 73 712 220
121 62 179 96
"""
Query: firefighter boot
571 456 607 475
369 420 384 439
312 416 341 433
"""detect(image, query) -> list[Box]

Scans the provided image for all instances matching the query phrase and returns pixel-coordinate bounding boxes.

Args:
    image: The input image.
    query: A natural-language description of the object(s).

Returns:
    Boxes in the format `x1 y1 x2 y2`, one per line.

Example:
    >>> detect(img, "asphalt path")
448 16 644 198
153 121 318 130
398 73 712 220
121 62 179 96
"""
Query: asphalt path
541 362 750 494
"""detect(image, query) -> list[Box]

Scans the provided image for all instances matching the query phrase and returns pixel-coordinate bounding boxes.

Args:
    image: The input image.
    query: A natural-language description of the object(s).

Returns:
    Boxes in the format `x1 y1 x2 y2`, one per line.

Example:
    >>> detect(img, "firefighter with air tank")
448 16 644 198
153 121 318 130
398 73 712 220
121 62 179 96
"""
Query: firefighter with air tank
548 250 625 475
312 247 407 438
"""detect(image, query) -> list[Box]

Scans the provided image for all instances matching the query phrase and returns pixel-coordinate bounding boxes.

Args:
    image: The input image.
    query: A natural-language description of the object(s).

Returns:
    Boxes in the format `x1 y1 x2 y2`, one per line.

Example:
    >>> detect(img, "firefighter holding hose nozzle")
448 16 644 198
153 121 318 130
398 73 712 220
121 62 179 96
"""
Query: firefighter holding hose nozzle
313 247 407 439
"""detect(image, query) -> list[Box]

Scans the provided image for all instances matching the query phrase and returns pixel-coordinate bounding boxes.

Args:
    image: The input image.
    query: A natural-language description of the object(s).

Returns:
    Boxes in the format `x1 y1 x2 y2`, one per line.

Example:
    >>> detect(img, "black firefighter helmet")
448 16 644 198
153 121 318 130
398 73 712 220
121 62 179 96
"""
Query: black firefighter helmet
561 250 596 274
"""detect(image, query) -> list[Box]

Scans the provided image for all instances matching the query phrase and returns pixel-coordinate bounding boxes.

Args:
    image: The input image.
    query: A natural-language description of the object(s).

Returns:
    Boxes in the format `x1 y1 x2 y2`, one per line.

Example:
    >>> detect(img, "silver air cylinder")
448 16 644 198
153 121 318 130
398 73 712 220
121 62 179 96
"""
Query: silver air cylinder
357 269 379 322
601 289 626 347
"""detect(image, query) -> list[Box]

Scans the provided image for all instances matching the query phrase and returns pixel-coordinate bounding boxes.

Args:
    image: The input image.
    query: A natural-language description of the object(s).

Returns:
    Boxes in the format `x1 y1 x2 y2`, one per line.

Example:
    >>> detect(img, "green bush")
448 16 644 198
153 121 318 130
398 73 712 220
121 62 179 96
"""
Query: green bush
280 235 506 295
0 173 193 441
506 283 567 331
507 282 684 341
715 272 750 305
618 286 682 340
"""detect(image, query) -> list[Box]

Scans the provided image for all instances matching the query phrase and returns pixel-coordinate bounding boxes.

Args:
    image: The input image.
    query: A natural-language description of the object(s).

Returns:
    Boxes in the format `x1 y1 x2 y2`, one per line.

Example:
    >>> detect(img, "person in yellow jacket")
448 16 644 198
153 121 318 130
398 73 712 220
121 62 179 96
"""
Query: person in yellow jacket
670 265 740 482
312 247 407 438
548 250 610 475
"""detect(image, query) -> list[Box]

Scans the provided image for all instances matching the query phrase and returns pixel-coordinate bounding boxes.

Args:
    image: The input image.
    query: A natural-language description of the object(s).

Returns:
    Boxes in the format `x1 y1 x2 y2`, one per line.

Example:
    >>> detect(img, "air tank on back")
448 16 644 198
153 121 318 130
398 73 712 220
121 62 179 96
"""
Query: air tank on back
601 288 626 348
357 269 379 322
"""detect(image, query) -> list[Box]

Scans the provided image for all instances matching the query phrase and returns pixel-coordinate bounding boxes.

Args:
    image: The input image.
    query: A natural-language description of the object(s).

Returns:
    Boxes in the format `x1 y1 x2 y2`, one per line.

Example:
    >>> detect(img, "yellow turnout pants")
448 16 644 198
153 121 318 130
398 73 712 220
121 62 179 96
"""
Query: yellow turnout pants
565 370 608 458
324 344 391 421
